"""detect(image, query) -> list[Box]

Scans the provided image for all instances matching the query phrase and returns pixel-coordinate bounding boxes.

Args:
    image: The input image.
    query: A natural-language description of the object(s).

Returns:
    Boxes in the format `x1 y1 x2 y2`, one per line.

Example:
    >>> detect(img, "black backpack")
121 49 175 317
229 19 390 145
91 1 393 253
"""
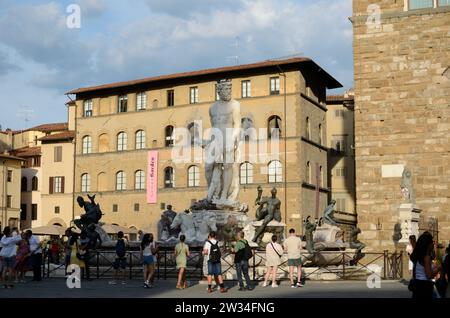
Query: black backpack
116 239 126 258
243 241 253 260
208 240 221 263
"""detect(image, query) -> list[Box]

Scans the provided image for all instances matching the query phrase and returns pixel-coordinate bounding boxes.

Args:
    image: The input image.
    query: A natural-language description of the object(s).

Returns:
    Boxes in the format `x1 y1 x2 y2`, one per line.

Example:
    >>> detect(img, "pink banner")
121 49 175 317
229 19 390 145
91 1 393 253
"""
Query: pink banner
147 151 158 203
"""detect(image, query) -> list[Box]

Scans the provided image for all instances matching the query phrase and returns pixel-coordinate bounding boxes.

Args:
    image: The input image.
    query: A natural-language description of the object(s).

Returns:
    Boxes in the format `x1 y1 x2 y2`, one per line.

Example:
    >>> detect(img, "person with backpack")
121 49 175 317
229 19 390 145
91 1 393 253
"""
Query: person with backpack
263 235 283 288
110 231 127 285
232 231 253 291
203 231 227 293
283 228 304 288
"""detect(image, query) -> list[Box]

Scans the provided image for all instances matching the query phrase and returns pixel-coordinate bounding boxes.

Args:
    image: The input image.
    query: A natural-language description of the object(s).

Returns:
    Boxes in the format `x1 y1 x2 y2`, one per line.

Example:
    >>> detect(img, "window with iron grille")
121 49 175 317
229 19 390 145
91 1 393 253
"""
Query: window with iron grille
167 90 174 106
190 87 198 104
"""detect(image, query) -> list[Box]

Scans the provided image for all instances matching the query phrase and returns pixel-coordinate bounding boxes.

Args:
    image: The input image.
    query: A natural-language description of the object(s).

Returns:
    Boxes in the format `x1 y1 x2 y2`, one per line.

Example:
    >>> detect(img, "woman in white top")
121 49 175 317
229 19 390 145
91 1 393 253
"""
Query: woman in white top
140 233 157 288
263 235 283 288
409 232 441 298
0 227 22 288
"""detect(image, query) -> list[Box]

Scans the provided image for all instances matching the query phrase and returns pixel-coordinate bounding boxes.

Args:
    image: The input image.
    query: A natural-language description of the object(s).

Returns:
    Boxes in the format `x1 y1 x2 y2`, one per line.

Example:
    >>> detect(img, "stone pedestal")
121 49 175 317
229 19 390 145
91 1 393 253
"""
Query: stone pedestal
313 223 342 243
398 203 421 244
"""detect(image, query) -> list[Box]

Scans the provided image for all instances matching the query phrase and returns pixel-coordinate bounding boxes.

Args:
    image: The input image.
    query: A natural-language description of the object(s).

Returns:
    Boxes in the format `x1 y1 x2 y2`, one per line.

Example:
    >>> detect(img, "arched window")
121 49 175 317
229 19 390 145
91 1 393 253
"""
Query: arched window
164 167 174 188
31 176 38 191
187 122 200 145
268 160 282 183
306 161 311 184
81 173 91 192
152 99 159 109
306 117 310 139
165 125 174 147
135 130 146 150
97 172 107 192
241 117 254 142
98 134 109 153
117 132 127 151
135 170 145 190
318 124 322 145
187 165 199 187
116 171 126 190
240 162 253 184
82 135 92 154
268 116 282 139
21 177 28 192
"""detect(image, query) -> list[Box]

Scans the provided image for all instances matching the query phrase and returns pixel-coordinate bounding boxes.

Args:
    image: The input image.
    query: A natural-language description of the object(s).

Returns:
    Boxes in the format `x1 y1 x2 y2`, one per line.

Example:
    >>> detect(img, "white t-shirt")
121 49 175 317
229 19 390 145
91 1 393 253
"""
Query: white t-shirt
283 235 302 259
0 235 21 257
142 242 156 256
203 239 218 257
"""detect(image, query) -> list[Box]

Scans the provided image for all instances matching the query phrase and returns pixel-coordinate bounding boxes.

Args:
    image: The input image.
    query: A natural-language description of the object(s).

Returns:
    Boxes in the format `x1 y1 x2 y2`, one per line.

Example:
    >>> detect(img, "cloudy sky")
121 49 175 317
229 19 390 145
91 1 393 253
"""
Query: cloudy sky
0 0 353 130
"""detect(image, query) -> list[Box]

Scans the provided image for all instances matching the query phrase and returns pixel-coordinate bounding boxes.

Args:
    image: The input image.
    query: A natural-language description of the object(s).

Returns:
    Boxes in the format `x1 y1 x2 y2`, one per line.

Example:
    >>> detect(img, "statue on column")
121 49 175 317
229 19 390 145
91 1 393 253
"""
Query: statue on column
203 79 241 208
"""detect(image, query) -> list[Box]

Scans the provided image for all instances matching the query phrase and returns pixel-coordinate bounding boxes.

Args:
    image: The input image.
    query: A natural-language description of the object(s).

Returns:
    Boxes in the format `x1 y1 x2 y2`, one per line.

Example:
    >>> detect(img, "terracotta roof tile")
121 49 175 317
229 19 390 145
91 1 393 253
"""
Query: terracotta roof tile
39 131 75 142
0 153 26 161
11 146 41 157
67 57 342 95
326 95 355 102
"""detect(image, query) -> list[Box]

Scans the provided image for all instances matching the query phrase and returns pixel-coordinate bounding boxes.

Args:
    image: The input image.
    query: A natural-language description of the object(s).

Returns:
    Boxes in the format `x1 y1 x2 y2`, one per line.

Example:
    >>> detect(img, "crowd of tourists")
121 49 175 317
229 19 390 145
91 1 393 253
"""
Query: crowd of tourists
3 225 450 297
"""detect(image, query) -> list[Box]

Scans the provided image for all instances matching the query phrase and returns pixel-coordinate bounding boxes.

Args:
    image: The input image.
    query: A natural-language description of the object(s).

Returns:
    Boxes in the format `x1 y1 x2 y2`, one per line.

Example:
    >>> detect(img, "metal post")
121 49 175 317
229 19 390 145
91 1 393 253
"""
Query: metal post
47 250 50 278
129 252 132 279
96 251 99 279
383 250 388 279
342 252 345 279
164 250 167 280
400 251 403 279
252 249 256 281
157 250 160 279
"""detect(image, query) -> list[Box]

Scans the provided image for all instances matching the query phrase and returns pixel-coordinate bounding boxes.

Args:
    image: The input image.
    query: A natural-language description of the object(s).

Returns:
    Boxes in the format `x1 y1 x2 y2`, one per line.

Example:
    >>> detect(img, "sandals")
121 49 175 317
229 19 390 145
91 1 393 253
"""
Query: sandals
176 284 183 289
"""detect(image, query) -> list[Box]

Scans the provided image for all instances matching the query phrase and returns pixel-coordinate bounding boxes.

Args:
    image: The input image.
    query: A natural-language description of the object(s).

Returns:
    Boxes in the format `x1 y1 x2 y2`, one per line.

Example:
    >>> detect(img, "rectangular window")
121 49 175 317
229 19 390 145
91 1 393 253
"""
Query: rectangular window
54 206 60 214
334 109 345 118
136 92 147 110
52 176 64 193
20 204 27 220
32 204 38 220
335 198 346 212
160 203 165 210
112 204 118 212
118 95 128 113
167 90 174 106
6 195 12 208
332 137 346 154
54 146 62 162
83 99 93 117
7 170 12 182
409 0 434 9
215 84 220 101
334 167 346 177
190 87 198 104
134 203 139 212
270 77 280 95
241 80 251 98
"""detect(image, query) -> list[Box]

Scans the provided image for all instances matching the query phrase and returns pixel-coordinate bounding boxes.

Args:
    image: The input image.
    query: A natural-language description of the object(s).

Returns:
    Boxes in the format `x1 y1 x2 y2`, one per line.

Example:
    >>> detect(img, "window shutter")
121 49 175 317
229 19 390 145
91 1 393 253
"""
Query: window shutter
61 176 65 193
49 177 54 194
